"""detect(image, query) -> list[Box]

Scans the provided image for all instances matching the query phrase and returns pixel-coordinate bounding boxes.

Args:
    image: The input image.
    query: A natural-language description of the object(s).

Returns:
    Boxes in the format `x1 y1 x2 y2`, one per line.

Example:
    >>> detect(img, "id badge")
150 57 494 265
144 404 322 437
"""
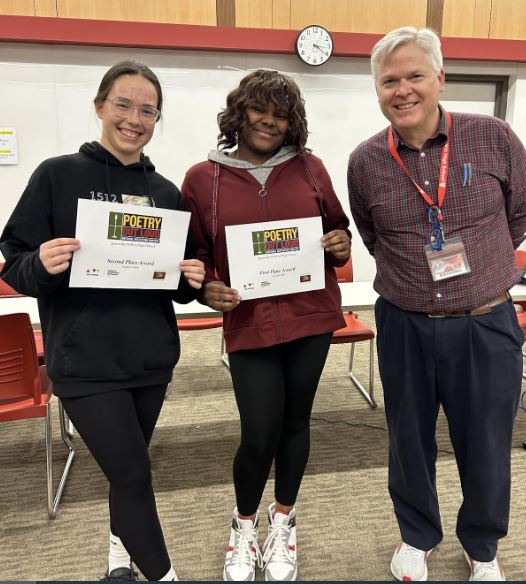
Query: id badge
424 236 471 281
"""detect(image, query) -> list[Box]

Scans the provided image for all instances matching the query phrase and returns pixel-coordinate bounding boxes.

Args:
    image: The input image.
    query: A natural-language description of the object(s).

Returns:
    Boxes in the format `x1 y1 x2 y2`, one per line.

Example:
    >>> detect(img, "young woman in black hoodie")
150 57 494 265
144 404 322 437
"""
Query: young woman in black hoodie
0 61 204 581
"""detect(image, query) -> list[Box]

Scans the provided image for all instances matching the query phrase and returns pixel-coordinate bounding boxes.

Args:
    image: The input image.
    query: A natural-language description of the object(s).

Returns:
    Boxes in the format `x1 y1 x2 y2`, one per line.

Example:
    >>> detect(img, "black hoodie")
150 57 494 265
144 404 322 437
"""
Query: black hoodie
0 142 196 397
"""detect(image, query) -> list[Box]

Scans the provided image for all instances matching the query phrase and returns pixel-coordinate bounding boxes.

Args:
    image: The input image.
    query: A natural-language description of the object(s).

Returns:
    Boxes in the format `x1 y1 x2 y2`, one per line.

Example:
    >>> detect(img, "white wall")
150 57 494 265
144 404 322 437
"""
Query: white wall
1 43 525 279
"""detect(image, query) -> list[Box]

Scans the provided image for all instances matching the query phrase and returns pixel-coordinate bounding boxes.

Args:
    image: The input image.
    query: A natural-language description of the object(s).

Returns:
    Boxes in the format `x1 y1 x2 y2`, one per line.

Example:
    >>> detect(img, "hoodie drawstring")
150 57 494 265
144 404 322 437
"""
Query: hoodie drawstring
104 153 112 199
212 162 220 241
102 149 155 206
141 161 155 206
301 157 327 218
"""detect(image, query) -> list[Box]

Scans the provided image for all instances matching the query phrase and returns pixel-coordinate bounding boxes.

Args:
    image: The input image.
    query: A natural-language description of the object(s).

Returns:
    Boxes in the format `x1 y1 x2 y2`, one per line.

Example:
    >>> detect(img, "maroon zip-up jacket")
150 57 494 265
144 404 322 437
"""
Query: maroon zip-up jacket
182 152 350 353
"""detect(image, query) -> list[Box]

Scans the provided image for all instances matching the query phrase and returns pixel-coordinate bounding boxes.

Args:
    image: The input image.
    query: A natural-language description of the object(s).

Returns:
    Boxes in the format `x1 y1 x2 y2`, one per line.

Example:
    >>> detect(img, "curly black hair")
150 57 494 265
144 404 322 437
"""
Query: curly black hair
217 69 309 151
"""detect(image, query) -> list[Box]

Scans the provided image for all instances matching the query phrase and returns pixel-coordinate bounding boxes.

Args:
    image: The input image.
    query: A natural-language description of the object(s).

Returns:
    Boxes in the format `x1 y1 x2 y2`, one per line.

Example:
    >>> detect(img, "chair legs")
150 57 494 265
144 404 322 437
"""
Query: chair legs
220 335 230 369
348 338 377 409
45 397 75 519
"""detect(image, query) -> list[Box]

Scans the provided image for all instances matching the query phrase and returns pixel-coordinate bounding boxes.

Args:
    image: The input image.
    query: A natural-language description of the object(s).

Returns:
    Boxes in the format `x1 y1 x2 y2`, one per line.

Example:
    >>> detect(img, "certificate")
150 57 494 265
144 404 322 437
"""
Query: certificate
225 216 324 300
69 199 190 289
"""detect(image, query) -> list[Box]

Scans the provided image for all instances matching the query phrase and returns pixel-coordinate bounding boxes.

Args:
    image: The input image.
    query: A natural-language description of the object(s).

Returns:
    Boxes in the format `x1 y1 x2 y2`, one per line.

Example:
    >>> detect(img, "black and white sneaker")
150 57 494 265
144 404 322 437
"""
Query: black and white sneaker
262 503 297 581
223 507 262 581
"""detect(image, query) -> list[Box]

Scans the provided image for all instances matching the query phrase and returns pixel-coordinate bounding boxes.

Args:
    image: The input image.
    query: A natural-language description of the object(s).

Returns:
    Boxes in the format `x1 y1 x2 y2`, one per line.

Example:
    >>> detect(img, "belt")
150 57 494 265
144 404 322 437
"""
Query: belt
428 292 511 318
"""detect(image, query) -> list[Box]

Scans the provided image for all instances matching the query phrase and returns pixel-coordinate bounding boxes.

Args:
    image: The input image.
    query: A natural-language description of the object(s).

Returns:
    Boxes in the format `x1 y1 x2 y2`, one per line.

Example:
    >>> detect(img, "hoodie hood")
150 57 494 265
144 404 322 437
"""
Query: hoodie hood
79 141 155 200
208 145 298 187
208 145 297 169
79 141 156 171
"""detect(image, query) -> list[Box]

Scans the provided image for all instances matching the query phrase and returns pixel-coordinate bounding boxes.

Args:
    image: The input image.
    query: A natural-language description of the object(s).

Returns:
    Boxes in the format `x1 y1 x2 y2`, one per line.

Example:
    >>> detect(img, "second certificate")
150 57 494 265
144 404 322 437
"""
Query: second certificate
225 216 325 300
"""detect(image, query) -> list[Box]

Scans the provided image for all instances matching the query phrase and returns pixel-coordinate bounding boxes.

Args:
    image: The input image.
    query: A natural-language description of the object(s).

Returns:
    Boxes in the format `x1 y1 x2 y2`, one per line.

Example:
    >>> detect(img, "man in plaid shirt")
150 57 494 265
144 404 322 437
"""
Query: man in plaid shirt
348 26 526 582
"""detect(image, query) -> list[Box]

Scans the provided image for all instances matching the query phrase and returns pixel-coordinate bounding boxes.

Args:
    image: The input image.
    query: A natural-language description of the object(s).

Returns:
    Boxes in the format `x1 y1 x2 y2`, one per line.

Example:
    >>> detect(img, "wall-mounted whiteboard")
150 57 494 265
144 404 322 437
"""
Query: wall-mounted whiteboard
1 43 524 280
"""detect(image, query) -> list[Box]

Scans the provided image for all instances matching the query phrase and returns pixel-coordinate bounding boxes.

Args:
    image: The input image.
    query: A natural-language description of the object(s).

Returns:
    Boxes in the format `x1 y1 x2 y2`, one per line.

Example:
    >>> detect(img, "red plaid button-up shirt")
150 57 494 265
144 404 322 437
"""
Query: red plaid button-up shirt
348 108 526 313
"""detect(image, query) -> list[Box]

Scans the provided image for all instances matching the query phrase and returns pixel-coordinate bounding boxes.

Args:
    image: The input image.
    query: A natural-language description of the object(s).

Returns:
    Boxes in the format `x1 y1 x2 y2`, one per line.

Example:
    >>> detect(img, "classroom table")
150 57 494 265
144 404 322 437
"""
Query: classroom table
1 282 526 325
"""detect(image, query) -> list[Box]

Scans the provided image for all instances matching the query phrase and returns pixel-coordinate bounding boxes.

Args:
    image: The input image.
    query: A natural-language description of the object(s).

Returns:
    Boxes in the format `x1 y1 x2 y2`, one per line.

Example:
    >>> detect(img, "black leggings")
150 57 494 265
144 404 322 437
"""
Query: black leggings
229 333 332 516
61 384 170 581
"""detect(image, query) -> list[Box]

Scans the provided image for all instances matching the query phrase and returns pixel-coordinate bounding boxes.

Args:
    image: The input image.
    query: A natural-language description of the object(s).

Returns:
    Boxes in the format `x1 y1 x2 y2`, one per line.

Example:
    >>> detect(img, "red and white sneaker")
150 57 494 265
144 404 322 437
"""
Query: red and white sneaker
262 503 297 581
464 551 505 581
223 508 262 581
390 542 433 581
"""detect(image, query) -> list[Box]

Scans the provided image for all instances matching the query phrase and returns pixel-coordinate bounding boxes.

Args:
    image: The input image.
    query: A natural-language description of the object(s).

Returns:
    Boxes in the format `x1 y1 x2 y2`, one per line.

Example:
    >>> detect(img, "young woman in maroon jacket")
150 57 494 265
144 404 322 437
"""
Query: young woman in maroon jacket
182 69 351 582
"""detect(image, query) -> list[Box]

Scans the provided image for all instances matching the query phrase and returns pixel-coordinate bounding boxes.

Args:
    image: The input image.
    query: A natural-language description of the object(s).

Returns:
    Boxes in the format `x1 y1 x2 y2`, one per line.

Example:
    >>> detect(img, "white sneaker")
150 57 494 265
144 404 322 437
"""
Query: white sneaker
464 551 505 581
261 503 297 581
223 508 262 581
390 542 433 581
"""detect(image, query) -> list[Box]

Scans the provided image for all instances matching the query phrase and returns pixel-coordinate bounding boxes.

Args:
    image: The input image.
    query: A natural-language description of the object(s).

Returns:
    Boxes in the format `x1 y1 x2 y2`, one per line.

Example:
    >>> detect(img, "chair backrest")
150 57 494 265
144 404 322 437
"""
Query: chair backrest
334 257 354 283
0 263 23 298
515 249 526 270
0 313 41 403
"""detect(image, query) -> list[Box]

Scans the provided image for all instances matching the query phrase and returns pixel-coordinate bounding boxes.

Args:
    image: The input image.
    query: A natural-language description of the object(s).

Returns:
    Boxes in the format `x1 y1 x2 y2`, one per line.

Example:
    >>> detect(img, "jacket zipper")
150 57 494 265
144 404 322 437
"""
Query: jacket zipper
259 185 285 344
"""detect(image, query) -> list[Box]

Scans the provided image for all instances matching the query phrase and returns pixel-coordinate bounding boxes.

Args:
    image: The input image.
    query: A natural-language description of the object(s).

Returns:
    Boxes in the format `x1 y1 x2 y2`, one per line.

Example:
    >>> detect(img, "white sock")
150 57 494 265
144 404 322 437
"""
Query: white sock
108 532 131 572
159 566 178 581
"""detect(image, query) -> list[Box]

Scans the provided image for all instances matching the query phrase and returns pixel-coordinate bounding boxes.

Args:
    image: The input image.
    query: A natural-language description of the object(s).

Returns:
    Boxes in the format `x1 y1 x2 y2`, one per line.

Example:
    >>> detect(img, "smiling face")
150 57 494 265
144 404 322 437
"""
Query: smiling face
376 42 445 148
96 74 159 165
236 101 289 165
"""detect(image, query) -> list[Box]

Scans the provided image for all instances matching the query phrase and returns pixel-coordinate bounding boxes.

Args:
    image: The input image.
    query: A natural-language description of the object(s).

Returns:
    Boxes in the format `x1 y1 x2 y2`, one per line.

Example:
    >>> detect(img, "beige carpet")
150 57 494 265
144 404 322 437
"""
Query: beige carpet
1 311 525 581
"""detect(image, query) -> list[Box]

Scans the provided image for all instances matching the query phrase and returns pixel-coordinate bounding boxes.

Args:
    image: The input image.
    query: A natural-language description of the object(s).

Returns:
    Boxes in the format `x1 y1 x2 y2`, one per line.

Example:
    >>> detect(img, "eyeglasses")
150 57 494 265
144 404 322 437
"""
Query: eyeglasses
106 97 160 125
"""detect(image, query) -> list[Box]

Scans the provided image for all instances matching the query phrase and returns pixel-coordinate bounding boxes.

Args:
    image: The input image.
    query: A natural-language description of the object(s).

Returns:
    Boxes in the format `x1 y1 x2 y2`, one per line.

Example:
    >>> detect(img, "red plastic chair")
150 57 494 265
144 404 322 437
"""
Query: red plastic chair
0 269 44 364
332 258 377 408
513 250 526 378
0 313 74 518
177 316 229 368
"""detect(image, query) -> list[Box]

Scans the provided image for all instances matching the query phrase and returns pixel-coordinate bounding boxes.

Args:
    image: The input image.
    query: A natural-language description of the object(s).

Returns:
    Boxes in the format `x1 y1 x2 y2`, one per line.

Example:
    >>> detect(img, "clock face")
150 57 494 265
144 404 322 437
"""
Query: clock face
296 25 333 67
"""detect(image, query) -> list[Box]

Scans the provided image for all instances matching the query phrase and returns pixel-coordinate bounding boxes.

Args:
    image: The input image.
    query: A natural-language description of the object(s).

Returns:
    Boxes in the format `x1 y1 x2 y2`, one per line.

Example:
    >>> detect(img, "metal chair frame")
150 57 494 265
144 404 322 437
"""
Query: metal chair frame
0 312 75 519
334 258 377 409
45 399 75 518
348 336 376 408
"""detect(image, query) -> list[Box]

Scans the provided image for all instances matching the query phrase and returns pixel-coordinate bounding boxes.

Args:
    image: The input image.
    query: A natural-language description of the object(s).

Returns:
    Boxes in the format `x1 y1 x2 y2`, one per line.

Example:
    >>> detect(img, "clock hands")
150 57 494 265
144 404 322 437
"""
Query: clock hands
313 43 329 57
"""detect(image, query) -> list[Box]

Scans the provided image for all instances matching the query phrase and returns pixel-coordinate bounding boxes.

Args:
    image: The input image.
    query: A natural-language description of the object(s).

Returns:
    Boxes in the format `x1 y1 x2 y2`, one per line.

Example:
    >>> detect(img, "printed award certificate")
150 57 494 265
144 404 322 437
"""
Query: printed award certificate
69 199 190 289
225 216 324 300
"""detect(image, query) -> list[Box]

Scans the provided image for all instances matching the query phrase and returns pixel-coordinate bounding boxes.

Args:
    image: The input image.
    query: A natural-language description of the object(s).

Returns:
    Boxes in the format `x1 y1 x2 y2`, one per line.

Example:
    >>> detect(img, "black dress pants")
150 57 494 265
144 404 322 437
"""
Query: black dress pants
375 297 523 562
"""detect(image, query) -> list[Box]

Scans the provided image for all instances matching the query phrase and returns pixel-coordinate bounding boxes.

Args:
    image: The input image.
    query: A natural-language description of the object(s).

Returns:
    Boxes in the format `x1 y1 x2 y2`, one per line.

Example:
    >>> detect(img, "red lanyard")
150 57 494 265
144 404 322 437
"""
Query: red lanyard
388 111 452 220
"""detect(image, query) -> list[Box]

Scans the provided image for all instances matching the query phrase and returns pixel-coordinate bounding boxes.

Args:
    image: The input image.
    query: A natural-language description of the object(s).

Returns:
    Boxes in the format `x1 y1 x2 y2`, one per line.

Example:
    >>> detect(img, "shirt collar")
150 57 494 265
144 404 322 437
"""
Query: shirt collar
391 104 449 149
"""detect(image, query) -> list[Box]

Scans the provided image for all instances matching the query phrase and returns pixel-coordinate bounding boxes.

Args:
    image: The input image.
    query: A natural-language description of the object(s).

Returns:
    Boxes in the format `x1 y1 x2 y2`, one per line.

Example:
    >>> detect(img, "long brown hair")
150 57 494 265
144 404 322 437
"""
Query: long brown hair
217 69 309 151
93 60 163 117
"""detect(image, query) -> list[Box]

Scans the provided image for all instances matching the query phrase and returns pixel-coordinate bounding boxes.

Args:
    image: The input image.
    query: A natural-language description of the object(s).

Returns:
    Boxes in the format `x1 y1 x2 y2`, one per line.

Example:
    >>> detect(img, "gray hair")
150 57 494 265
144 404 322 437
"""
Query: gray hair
371 26 443 82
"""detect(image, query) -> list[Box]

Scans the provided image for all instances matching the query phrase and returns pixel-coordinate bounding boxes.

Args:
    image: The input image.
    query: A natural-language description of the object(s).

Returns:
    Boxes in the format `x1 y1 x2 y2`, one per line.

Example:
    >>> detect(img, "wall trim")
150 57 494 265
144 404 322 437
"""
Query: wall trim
1 15 526 62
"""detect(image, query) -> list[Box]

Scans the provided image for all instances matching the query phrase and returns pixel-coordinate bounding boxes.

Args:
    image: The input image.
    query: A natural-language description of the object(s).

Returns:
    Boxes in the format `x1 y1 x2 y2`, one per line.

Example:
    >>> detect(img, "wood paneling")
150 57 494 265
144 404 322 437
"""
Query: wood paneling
442 0 491 38
273 0 290 29
2 0 526 43
217 0 235 26
35 0 57 16
56 0 216 25
472 0 491 38
490 0 526 40
235 0 291 29
290 0 427 34
235 0 272 28
426 0 444 34
0 1 35 15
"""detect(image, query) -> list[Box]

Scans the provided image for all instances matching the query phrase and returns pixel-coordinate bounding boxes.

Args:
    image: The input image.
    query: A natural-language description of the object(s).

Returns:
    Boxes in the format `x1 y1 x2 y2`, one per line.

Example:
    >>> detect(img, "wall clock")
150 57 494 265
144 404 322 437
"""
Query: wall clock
295 25 334 66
